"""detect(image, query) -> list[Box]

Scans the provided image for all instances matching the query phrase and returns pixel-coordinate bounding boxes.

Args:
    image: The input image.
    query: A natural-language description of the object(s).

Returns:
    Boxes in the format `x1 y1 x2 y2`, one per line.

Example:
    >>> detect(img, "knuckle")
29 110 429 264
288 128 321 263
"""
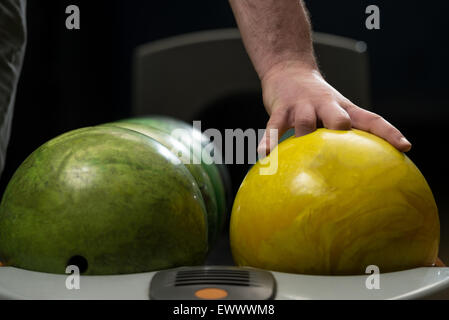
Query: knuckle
368 112 384 123
315 99 334 112
343 102 359 112
295 116 315 129
387 125 401 137
267 113 281 124
340 97 356 107
319 92 335 102
268 106 291 126
267 115 285 128
271 105 289 117
331 115 352 129
315 96 345 113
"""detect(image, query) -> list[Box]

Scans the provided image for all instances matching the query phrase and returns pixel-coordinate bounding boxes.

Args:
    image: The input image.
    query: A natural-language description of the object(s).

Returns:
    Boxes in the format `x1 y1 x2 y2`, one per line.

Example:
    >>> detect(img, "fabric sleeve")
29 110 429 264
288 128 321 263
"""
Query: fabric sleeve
0 0 27 176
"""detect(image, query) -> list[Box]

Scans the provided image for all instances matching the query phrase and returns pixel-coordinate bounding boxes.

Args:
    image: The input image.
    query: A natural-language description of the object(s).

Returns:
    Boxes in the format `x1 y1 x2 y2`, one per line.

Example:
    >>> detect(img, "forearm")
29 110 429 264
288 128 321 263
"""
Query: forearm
229 0 317 79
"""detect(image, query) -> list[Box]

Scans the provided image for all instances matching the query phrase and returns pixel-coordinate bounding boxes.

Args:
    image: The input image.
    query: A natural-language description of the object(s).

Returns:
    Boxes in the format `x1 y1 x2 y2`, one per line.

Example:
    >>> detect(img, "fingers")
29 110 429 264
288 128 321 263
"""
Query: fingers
258 107 291 157
435 257 446 267
259 102 351 157
344 103 412 152
294 104 317 137
316 102 352 131
259 98 412 157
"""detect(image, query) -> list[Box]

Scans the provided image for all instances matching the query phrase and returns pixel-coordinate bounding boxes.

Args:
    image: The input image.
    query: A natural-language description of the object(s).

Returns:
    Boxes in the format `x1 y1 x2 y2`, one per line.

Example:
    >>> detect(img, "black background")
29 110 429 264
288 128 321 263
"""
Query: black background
1 0 448 260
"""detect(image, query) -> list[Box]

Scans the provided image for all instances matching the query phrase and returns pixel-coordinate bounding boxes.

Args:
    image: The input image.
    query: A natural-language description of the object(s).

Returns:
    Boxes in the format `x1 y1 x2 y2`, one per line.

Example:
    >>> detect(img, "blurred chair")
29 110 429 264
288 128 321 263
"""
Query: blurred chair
132 28 371 121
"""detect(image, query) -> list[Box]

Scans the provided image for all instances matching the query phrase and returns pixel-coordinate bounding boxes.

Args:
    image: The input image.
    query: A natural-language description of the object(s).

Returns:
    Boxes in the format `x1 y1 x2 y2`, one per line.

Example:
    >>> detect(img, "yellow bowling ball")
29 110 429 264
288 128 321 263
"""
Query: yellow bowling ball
230 129 439 275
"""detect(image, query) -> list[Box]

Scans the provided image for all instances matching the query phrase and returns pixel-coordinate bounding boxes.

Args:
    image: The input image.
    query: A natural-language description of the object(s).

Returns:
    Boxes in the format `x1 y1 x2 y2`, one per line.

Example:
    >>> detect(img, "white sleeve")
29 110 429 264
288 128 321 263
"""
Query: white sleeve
0 0 27 176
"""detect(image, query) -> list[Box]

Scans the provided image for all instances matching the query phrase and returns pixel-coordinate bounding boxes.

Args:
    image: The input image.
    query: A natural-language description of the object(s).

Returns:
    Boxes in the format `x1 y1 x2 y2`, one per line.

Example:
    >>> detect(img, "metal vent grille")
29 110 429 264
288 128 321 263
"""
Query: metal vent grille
150 266 276 300
175 269 251 287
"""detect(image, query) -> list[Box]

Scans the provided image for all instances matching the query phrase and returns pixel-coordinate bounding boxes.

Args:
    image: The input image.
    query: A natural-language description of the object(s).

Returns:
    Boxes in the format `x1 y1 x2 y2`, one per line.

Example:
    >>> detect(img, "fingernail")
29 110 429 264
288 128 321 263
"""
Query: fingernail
400 137 411 145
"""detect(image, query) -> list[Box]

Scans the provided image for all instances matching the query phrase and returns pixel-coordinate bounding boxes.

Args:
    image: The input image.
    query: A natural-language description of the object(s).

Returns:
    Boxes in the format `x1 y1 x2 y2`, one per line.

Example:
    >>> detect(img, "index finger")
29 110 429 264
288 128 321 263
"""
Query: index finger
344 104 412 152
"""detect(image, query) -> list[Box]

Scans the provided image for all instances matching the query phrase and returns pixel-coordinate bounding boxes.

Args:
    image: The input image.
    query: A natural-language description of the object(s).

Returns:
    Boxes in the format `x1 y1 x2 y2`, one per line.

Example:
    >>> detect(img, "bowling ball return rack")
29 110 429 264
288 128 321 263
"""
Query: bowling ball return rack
0 265 448 300
1 239 448 300
1 29 447 300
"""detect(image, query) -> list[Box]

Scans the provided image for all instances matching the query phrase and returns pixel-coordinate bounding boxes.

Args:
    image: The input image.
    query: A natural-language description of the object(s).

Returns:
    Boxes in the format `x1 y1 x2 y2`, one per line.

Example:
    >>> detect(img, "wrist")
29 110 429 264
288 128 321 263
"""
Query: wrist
261 58 321 84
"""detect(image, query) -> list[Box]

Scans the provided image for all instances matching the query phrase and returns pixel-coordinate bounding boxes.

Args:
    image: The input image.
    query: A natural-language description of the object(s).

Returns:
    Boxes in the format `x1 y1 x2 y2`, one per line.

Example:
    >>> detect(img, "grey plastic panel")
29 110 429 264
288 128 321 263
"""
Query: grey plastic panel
149 266 276 300
0 266 448 300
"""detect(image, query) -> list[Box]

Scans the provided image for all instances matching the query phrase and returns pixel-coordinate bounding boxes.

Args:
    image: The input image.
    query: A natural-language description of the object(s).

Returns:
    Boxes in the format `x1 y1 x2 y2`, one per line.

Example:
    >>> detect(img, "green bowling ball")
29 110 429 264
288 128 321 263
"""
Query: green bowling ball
0 126 208 275
119 116 231 236
101 121 220 248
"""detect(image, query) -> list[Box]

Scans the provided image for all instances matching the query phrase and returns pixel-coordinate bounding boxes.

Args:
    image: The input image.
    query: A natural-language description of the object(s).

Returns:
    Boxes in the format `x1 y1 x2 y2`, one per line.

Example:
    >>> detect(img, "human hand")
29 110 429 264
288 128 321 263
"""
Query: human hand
258 60 412 155
435 258 446 267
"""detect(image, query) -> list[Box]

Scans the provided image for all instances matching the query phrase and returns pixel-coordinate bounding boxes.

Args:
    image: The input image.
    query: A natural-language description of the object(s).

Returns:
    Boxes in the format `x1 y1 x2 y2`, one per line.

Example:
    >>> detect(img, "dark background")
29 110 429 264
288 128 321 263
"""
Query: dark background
0 0 448 260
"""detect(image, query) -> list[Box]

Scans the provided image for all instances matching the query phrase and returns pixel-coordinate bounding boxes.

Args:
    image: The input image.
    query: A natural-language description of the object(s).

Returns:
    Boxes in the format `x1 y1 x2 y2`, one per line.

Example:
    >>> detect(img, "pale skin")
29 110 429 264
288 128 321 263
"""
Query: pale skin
229 0 445 267
228 0 412 156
